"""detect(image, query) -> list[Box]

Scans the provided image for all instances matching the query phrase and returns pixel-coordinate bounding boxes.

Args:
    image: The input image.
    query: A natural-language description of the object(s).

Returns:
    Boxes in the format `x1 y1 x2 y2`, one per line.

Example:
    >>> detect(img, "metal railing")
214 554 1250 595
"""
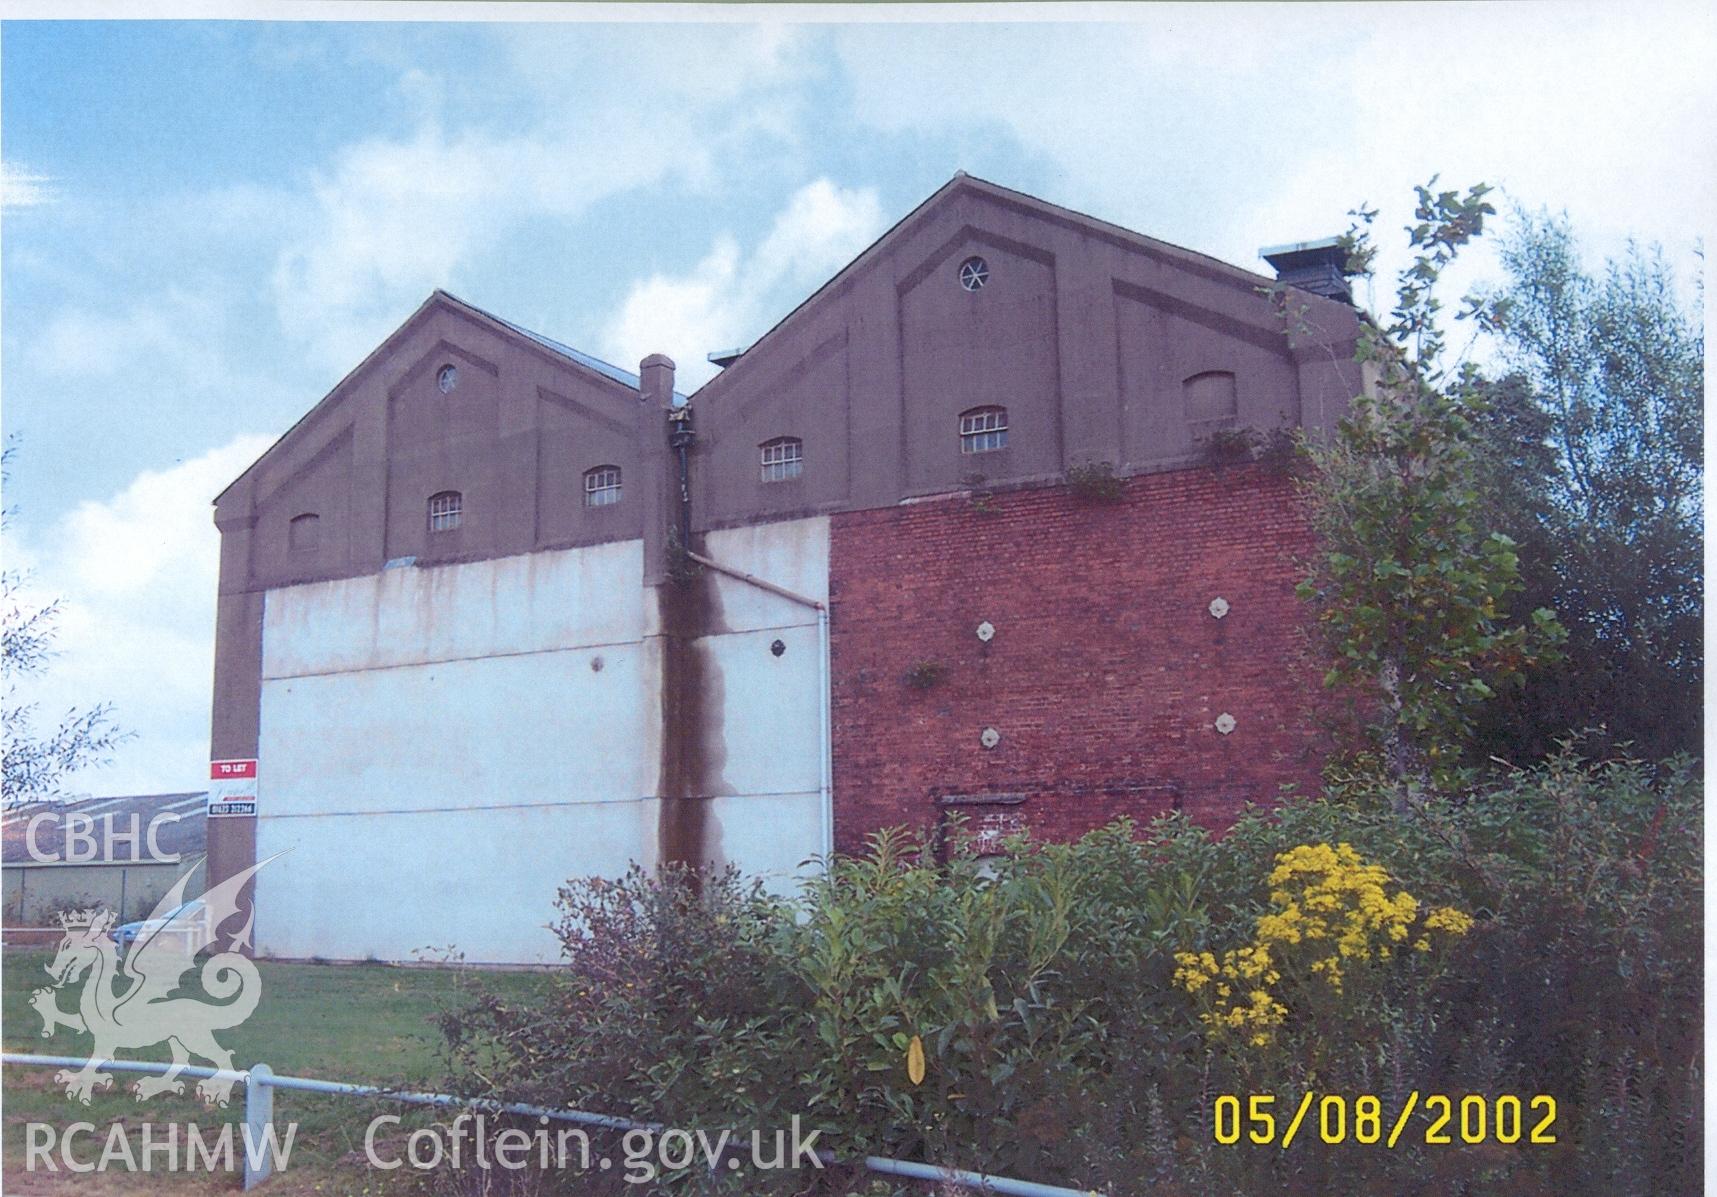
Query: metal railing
3 1052 1104 1196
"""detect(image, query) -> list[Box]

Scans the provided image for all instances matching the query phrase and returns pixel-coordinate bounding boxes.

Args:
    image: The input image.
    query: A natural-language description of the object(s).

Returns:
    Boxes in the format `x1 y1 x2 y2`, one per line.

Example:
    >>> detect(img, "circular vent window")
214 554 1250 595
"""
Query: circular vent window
437 364 458 394
958 256 990 291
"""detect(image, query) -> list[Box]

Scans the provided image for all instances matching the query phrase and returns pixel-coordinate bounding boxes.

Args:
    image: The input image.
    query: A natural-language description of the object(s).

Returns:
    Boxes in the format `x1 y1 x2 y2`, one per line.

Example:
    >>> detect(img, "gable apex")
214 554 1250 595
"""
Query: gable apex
690 172 1354 400
214 291 656 511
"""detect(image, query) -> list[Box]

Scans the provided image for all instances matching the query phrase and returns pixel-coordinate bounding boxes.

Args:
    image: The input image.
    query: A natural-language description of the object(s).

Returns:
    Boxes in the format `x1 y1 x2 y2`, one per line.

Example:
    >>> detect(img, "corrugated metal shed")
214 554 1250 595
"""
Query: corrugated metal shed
3 792 207 864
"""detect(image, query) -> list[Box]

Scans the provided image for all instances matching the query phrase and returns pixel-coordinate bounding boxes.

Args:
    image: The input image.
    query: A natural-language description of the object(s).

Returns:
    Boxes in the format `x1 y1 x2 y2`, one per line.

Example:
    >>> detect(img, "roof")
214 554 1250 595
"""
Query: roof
445 293 689 403
1260 237 1348 269
2 792 208 865
1260 235 1342 255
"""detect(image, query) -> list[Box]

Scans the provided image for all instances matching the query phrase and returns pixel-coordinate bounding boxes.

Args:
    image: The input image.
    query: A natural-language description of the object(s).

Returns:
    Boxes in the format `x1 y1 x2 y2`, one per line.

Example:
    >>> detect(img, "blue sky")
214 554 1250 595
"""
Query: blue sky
3 7 1712 795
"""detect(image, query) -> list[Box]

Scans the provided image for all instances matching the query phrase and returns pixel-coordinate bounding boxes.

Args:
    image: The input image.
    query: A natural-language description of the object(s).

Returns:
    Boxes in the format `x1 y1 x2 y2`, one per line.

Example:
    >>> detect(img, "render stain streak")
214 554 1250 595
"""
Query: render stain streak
655 544 732 879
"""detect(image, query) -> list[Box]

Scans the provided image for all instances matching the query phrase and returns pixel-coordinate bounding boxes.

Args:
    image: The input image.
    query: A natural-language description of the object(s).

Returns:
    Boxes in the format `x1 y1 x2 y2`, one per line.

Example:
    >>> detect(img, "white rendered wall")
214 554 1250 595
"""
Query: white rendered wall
253 520 829 963
694 519 830 882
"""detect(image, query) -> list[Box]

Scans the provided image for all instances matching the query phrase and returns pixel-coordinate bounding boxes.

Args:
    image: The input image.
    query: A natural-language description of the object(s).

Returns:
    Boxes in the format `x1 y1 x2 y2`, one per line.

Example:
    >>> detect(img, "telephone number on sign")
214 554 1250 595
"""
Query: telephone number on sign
1212 1093 1557 1149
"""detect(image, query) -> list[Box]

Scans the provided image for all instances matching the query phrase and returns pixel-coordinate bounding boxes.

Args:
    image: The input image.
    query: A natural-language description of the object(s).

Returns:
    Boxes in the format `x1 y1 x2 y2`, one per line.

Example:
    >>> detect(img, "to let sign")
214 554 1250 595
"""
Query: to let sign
208 759 259 818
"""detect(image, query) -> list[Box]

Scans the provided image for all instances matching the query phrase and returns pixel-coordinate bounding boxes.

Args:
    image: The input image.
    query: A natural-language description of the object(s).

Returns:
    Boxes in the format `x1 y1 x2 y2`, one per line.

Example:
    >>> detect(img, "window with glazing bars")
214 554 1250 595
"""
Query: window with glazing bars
959 406 1009 454
427 490 462 532
584 466 622 507
760 437 803 482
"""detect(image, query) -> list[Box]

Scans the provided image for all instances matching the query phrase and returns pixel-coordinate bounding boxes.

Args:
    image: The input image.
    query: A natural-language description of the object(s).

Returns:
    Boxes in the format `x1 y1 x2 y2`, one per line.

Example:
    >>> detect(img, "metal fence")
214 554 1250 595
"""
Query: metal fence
2 1052 1104 1196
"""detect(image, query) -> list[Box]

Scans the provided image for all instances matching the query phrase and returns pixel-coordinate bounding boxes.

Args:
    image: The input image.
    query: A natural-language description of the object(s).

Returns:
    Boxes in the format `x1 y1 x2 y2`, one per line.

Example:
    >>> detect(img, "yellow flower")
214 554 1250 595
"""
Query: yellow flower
1425 906 1474 936
1178 842 1472 1049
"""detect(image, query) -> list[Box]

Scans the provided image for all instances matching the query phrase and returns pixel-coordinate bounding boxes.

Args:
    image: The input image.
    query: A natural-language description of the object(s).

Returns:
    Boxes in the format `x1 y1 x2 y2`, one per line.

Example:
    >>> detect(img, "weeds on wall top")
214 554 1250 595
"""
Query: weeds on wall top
1198 426 1300 472
902 661 947 691
1065 461 1125 502
664 524 705 584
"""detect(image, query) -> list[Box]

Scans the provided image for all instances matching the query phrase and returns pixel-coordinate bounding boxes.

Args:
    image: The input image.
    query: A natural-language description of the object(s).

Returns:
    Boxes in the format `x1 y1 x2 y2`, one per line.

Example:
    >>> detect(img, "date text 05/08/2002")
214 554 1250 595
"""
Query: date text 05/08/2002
1213 1093 1557 1149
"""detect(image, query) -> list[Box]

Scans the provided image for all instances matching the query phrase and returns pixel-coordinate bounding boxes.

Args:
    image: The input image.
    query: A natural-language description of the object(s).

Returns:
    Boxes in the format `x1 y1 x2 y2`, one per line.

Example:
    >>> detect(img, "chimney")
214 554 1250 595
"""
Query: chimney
640 353 676 409
1261 237 1355 305
637 354 680 586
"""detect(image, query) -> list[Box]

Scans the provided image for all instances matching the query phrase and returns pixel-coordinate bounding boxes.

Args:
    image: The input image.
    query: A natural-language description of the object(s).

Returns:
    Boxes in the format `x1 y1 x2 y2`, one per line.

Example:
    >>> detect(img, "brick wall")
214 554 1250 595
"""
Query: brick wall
828 462 1331 854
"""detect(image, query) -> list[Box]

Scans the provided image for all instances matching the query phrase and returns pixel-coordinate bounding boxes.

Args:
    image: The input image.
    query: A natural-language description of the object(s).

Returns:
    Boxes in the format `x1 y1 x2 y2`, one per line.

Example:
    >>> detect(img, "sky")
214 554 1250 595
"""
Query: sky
2 4 1713 797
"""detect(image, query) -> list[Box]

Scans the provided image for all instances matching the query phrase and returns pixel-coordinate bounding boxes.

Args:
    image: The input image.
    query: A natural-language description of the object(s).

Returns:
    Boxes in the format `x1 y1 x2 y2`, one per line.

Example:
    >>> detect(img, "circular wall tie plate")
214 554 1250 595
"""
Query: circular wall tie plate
1209 597 1230 619
1215 713 1237 735
976 620 996 642
979 727 1002 749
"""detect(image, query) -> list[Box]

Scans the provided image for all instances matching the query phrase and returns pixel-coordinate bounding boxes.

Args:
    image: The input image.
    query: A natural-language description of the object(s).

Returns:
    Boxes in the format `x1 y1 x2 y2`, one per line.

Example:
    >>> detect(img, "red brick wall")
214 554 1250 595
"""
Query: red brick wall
828 463 1330 855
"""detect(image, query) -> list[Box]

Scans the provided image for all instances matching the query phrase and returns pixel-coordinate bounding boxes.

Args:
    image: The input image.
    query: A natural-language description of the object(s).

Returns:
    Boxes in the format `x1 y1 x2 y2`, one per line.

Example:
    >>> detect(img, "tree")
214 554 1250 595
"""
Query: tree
1469 214 1702 761
1292 182 1563 806
2 444 131 806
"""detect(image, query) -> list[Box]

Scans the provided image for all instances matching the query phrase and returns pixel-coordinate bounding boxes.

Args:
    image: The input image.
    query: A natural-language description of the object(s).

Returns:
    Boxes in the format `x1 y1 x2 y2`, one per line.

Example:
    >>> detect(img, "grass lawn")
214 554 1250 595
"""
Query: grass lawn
2 949 553 1194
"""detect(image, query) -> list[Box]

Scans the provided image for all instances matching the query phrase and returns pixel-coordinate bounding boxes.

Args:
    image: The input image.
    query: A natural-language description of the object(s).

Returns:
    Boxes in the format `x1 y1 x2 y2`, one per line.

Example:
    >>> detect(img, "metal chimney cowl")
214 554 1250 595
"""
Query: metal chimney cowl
1260 237 1355 305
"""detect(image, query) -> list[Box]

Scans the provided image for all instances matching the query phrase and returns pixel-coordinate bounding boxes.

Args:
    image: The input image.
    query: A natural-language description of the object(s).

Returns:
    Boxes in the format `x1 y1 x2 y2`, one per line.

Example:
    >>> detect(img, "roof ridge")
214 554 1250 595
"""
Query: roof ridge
689 171 1308 399
440 291 688 402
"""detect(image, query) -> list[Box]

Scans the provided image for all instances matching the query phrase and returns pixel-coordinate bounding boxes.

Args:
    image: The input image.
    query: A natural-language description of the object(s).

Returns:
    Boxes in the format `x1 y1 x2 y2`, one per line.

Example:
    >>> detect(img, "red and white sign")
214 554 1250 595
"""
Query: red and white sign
208 759 259 818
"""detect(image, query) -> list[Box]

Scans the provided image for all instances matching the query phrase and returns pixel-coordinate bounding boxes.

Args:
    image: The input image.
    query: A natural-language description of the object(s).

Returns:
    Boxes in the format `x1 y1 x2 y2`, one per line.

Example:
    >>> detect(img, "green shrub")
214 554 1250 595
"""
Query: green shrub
902 661 946 691
436 753 1700 1195
1065 461 1124 502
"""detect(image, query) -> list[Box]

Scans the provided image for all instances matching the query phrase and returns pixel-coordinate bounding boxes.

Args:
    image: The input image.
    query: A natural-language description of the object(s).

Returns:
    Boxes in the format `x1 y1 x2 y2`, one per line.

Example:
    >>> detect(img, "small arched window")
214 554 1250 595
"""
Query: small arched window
584 465 622 507
959 406 1009 454
427 490 463 532
760 437 803 483
1183 371 1238 423
289 512 319 552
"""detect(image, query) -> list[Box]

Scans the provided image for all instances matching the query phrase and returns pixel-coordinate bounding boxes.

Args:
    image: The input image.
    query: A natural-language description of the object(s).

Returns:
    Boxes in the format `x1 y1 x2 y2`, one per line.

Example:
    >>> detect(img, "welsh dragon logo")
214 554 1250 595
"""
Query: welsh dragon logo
30 855 280 1106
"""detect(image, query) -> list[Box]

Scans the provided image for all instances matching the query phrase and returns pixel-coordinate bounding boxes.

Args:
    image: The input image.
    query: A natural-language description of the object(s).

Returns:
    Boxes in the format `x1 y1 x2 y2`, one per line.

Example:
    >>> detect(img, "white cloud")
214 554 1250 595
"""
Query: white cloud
2 161 54 211
267 25 818 380
8 435 275 797
835 8 1715 283
602 178 885 389
498 22 814 109
271 124 545 373
267 112 721 376
35 288 234 383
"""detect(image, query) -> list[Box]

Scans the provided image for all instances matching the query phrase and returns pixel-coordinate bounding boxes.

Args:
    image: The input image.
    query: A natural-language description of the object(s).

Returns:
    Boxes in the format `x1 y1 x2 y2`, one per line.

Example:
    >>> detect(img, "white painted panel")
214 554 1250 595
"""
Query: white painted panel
251 522 833 963
693 517 829 868
263 542 644 679
702 627 822 799
259 648 644 815
257 541 657 962
699 517 829 632
707 792 826 889
254 802 653 963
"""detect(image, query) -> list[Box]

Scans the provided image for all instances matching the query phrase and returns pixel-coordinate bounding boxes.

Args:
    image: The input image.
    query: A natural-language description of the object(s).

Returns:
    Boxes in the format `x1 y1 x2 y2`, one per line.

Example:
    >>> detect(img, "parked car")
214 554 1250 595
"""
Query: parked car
111 898 206 955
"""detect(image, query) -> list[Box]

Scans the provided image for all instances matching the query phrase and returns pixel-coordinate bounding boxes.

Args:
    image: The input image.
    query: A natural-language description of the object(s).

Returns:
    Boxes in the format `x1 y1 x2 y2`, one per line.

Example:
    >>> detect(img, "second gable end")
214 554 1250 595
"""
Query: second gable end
690 176 1362 528
222 294 649 591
